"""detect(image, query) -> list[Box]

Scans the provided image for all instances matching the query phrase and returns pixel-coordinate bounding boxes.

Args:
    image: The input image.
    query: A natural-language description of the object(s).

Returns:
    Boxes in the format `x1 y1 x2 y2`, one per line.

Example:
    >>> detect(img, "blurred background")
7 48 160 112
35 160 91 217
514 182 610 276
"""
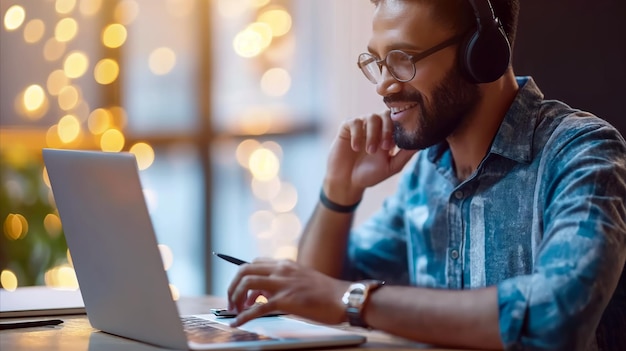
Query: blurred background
1 0 624 298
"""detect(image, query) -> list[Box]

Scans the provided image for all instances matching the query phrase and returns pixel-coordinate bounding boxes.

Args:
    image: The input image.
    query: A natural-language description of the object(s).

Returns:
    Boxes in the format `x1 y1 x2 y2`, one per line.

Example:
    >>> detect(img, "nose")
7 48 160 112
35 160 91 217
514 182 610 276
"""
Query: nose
375 66 402 96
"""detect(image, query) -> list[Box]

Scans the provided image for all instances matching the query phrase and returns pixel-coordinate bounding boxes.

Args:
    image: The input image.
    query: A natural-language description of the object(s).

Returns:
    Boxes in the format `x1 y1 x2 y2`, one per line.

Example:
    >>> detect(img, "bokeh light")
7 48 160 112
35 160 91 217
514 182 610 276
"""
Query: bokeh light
233 29 263 58
158 244 174 270
46 125 64 149
148 47 176 75
260 140 283 159
235 139 261 168
55 18 78 42
143 188 159 214
247 22 273 49
4 5 25 31
56 0 77 15
94 58 119 85
257 7 292 37
251 177 281 201
23 19 46 44
63 51 89 78
248 148 280 181
273 245 297 260
130 142 155 170
236 108 273 135
169 284 180 301
102 23 127 48
114 0 140 25
57 85 80 111
100 129 125 152
3 214 28 240
1 270 18 291
23 85 46 112
44 214 63 239
79 0 103 16
44 264 79 289
88 108 113 134
47 69 69 96
109 106 128 129
43 38 67 61
270 182 298 213
57 114 81 143
260 68 291 97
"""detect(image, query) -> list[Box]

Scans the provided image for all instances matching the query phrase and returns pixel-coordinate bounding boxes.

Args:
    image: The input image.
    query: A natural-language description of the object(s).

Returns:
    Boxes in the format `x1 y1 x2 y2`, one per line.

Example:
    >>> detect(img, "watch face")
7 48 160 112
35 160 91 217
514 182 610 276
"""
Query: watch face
347 287 365 306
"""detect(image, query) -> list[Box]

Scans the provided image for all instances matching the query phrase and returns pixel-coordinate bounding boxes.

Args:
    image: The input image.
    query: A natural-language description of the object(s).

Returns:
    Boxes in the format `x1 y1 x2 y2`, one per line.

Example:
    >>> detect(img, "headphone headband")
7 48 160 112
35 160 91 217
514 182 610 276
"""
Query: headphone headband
468 0 497 22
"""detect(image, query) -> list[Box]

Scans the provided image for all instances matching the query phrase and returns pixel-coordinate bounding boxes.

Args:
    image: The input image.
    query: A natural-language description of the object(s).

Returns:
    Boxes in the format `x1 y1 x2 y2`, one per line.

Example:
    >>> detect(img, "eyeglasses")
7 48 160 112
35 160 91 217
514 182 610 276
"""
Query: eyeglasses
357 34 464 84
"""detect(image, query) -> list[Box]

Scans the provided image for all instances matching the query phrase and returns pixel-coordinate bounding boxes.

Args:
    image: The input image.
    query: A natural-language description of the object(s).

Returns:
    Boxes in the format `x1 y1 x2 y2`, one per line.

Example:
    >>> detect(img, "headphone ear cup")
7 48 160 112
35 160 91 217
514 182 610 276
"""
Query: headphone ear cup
460 21 512 83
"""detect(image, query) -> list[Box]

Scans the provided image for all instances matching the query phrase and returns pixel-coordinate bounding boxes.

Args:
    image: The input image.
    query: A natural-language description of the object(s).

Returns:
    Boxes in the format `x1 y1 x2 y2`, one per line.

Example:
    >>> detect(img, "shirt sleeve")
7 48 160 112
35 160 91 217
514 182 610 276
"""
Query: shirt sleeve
498 119 626 350
341 157 422 285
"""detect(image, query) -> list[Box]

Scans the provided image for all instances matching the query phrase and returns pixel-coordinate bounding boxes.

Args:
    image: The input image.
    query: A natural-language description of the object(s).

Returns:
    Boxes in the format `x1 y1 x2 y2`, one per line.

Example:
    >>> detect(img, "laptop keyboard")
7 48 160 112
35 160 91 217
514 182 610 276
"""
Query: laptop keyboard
181 316 275 343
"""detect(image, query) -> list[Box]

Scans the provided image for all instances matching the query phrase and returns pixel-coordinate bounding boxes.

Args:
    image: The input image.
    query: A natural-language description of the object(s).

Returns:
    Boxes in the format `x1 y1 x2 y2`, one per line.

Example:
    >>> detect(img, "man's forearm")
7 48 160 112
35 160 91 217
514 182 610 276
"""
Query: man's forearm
365 285 503 349
297 203 355 277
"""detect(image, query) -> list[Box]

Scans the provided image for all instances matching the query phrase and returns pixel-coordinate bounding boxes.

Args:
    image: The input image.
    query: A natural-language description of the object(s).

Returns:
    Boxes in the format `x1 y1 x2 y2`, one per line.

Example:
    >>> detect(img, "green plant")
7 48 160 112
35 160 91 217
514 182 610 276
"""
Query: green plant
0 149 68 287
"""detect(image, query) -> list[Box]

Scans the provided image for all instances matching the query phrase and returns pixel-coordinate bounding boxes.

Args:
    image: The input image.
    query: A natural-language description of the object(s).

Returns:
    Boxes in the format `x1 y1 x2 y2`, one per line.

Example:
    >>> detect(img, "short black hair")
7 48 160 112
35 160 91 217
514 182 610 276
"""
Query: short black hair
371 0 520 47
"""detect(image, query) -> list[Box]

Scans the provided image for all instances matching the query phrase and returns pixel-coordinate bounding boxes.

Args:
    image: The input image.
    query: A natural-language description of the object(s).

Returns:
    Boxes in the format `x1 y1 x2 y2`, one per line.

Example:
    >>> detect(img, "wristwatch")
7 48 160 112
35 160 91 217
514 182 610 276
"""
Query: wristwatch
341 280 385 328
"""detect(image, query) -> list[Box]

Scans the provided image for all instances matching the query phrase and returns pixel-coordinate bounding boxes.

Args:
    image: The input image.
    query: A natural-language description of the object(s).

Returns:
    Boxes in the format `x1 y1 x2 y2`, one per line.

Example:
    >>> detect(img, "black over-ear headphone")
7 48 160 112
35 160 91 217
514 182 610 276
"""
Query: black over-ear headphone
460 0 512 83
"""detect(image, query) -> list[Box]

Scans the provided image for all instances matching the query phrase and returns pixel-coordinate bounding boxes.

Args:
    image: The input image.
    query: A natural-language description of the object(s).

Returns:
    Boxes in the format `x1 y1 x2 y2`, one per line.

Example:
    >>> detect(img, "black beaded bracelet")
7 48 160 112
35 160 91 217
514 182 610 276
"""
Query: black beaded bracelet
319 188 361 213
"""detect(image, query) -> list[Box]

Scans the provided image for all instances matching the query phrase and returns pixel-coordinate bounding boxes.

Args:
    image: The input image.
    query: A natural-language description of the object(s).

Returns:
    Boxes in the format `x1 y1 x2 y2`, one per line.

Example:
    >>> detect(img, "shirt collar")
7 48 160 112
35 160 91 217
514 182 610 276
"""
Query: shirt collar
488 76 542 164
427 76 543 165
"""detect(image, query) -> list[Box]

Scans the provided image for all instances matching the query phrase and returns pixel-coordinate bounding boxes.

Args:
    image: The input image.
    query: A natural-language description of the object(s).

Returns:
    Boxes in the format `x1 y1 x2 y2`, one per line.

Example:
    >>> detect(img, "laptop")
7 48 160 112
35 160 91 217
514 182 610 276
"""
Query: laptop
42 148 366 350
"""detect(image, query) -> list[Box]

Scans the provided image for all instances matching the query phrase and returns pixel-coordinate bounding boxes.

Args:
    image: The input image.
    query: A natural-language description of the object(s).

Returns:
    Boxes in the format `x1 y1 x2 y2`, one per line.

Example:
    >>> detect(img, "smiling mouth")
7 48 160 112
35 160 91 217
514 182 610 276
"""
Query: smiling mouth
390 103 418 115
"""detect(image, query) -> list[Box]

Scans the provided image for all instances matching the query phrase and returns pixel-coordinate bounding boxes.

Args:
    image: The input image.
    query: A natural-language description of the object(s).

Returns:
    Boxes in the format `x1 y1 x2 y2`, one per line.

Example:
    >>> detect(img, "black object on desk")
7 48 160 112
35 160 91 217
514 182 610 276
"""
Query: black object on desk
213 252 248 266
0 319 64 330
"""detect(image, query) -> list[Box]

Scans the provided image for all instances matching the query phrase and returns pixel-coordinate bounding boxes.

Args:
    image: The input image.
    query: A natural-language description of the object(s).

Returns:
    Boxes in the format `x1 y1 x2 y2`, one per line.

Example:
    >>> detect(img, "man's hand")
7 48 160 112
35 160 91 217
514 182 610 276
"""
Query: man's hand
325 111 418 204
227 258 350 327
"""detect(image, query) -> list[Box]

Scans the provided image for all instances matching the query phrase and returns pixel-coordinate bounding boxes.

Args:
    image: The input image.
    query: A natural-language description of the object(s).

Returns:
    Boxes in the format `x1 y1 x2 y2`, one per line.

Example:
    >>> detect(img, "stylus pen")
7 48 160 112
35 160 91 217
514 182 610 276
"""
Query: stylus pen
213 252 249 266
0 319 64 330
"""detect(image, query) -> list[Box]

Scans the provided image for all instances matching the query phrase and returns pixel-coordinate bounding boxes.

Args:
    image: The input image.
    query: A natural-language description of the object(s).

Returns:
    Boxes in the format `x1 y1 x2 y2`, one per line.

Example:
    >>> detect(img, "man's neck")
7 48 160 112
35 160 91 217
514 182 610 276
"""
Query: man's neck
447 71 519 181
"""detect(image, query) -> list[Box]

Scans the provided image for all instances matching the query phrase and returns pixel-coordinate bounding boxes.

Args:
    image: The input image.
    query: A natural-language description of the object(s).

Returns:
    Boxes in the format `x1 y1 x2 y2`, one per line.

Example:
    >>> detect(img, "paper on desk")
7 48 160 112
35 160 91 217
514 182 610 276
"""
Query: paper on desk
0 286 85 318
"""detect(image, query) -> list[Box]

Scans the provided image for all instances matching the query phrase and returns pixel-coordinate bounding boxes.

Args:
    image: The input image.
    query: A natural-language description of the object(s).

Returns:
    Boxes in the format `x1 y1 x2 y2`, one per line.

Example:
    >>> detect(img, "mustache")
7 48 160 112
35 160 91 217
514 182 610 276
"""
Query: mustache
383 91 424 105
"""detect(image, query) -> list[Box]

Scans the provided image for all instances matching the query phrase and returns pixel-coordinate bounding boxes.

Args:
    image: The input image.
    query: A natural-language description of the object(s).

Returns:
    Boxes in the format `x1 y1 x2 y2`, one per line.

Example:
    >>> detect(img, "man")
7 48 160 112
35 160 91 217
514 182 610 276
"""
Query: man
227 0 626 349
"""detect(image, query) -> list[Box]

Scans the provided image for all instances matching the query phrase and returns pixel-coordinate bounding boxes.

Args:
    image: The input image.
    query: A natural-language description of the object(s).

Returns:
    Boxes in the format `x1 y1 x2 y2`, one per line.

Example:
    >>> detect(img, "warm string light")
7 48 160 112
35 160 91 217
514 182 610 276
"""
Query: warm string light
238 138 300 260
223 1 300 260
1 1 166 293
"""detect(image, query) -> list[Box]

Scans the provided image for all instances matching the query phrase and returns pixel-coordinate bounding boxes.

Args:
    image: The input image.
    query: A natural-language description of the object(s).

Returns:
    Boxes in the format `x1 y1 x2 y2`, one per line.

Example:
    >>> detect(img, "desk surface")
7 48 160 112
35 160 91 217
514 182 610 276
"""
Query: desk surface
0 295 463 351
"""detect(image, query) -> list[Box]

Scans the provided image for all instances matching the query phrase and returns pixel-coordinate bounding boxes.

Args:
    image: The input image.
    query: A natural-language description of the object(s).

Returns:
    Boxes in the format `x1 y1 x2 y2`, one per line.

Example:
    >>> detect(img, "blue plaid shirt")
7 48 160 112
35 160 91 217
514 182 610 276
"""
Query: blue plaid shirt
344 77 626 350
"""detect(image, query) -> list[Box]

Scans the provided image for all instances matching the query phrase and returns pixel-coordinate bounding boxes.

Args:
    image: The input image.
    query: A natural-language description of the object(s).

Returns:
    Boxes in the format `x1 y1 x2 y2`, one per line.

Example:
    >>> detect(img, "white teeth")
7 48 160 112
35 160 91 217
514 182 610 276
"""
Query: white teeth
391 103 417 114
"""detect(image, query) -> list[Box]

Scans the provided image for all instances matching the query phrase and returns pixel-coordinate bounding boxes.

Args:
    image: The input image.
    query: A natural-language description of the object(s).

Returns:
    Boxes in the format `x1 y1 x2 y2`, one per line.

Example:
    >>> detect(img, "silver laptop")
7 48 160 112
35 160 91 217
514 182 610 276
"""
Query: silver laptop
42 148 365 350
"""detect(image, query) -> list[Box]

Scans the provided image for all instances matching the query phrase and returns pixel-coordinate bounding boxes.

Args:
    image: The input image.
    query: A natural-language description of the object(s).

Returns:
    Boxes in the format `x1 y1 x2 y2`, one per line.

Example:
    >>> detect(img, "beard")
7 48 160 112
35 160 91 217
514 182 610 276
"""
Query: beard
386 65 481 150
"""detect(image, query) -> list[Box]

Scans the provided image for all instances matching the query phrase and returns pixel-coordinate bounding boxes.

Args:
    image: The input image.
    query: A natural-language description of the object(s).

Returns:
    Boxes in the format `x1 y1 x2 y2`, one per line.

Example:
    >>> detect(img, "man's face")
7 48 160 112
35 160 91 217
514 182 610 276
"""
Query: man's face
368 0 480 150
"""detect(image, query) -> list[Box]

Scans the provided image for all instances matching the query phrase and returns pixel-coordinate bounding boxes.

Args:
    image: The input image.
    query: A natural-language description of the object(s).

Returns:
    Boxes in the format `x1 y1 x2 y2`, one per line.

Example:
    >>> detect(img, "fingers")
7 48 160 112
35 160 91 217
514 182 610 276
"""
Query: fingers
227 263 276 309
348 118 365 152
229 272 283 313
365 115 383 154
227 259 300 310
380 110 394 151
344 112 394 154
230 299 278 327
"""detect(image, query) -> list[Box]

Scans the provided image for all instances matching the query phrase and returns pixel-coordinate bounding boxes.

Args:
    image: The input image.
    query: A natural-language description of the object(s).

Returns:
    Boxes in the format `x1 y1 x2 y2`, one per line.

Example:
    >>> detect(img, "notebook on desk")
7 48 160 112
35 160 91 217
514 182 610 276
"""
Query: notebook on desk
0 286 85 318
42 148 365 350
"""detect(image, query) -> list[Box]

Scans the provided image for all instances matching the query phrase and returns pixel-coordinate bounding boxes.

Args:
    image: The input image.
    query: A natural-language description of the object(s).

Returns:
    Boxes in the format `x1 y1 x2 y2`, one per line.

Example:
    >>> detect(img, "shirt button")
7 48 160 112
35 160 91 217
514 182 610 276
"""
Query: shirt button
454 190 463 200
450 250 459 260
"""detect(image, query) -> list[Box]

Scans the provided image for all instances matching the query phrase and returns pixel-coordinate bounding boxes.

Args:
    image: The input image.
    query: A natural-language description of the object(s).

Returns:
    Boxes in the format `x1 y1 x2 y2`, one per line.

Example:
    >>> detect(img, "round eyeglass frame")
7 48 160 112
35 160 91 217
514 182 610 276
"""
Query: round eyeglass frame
357 34 464 84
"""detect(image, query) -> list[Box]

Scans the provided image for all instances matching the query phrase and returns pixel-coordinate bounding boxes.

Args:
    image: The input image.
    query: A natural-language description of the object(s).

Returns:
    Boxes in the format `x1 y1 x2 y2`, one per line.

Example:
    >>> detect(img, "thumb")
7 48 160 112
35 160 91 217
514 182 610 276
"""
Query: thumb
389 149 419 174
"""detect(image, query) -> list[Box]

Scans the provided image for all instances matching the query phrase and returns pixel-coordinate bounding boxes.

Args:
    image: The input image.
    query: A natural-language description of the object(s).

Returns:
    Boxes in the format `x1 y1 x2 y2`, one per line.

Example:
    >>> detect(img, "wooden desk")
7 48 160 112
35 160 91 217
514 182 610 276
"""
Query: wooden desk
0 295 462 351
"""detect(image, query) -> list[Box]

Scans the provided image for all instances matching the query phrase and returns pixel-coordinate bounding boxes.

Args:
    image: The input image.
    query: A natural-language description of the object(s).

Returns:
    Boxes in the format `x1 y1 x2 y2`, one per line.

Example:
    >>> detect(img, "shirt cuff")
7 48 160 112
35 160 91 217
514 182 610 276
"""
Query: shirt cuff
498 276 532 349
